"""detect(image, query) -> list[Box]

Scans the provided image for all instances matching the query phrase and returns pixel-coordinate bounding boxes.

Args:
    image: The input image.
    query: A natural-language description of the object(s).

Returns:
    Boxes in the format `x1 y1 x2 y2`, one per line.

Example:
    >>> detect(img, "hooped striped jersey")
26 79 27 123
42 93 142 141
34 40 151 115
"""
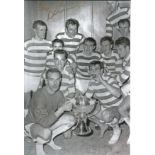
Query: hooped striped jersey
56 32 84 62
85 72 123 107
114 52 130 78
75 51 101 80
106 6 130 37
100 50 119 76
24 38 52 77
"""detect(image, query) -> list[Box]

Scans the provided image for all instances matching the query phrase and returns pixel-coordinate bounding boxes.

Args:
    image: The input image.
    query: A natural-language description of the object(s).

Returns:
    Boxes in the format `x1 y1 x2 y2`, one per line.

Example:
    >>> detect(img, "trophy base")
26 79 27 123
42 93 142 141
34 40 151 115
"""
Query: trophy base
73 127 93 136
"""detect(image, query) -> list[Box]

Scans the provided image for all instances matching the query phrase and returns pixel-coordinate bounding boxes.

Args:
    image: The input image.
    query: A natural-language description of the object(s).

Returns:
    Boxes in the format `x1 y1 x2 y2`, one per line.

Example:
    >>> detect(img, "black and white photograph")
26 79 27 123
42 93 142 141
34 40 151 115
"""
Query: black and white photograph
24 1 130 155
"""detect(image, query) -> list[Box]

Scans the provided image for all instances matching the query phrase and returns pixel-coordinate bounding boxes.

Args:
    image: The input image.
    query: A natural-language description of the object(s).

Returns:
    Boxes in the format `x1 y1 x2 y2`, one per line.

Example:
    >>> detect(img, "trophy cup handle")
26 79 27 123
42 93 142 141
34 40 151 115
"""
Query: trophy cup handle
87 101 101 118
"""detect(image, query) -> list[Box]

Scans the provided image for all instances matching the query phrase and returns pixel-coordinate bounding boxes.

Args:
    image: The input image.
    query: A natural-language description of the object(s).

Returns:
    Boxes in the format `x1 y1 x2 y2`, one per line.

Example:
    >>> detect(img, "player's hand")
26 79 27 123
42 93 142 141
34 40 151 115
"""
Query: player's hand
95 73 102 83
67 98 76 105
70 62 77 73
121 83 130 96
66 66 74 74
62 101 73 111
89 99 96 105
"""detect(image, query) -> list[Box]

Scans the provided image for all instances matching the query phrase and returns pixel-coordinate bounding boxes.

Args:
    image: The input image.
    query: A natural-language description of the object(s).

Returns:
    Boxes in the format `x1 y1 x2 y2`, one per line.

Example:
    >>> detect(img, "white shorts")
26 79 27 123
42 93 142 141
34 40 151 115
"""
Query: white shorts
24 123 50 143
24 73 41 93
24 123 34 138
76 79 90 94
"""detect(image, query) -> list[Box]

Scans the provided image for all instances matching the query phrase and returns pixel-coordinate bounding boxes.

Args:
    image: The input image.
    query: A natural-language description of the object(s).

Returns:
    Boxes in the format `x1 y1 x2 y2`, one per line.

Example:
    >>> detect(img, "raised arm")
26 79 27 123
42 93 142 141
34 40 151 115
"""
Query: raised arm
97 73 121 98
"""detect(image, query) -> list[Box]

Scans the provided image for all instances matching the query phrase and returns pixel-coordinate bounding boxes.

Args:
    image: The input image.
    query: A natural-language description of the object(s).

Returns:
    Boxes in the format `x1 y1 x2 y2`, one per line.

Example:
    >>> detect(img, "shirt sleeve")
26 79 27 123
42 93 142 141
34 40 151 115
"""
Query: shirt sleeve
105 19 113 37
105 74 120 88
63 67 76 98
38 70 46 89
68 70 75 95
55 33 60 39
79 34 85 44
68 53 76 63
116 64 130 86
24 43 28 62
57 91 66 107
85 81 94 99
46 53 55 69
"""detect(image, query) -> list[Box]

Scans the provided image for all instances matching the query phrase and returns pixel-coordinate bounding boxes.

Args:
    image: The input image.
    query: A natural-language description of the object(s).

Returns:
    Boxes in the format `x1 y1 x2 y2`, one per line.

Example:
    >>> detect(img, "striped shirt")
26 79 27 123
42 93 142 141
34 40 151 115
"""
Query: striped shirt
40 63 75 98
60 65 75 97
116 55 130 86
46 51 55 69
100 50 119 76
24 38 52 77
106 6 130 37
114 52 130 78
56 32 84 62
86 73 123 107
76 51 101 80
46 51 73 70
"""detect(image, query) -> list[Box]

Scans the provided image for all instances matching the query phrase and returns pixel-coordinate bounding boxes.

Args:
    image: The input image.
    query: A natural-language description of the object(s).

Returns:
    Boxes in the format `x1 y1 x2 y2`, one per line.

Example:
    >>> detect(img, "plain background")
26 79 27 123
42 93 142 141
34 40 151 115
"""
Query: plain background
0 0 155 155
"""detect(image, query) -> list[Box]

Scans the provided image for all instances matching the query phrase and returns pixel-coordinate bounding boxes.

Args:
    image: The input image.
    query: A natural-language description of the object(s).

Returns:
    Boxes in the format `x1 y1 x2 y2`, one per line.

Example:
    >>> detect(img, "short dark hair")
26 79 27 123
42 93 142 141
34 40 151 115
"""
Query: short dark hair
118 19 130 27
45 68 62 79
32 20 47 30
54 49 68 59
100 36 114 46
65 18 79 29
52 39 64 47
115 37 130 47
89 61 104 69
84 37 97 47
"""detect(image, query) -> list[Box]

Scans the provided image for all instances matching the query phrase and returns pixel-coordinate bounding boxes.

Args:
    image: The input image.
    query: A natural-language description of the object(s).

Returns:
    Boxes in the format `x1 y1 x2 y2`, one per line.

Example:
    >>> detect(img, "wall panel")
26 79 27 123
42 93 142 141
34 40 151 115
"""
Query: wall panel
24 1 130 49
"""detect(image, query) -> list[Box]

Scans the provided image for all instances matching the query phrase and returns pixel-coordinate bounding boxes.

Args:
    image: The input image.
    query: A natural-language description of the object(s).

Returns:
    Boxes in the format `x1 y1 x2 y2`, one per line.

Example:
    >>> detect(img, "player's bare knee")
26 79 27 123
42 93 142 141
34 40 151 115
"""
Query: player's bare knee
30 124 51 142
63 114 76 126
42 128 52 141
34 129 51 144
69 115 76 124
102 110 112 123
119 104 129 118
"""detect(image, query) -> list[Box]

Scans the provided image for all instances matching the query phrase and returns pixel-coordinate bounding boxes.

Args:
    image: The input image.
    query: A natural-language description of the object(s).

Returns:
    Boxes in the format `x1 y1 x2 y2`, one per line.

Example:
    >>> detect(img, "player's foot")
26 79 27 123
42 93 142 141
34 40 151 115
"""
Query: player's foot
36 143 46 155
127 136 130 144
63 130 72 139
98 124 108 138
48 140 62 150
108 126 121 144
95 124 100 130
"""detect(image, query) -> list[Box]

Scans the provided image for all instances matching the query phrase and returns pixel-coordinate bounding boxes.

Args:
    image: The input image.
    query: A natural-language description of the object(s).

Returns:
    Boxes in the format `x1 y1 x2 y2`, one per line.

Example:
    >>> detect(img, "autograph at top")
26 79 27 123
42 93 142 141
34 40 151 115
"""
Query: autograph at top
39 2 78 21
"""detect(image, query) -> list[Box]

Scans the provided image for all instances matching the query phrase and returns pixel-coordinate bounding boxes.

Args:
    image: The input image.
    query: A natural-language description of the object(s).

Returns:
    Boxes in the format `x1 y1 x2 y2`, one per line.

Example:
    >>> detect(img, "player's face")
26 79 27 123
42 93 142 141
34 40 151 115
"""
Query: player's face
106 1 117 12
100 40 111 55
118 22 130 35
116 45 127 58
34 25 47 40
89 64 101 78
47 72 61 92
66 24 78 37
54 54 67 71
53 42 63 51
84 41 95 55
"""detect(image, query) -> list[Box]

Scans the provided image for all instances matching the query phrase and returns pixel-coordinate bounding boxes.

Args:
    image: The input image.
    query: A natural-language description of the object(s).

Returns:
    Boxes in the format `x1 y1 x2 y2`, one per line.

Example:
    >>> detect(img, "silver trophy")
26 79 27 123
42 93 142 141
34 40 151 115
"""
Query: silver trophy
73 95 97 136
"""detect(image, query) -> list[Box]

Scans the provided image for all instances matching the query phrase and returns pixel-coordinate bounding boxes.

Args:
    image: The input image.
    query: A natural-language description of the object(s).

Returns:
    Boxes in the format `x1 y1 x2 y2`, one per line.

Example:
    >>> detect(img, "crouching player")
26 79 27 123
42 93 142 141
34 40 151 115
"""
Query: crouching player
115 37 130 144
24 68 76 155
85 61 123 144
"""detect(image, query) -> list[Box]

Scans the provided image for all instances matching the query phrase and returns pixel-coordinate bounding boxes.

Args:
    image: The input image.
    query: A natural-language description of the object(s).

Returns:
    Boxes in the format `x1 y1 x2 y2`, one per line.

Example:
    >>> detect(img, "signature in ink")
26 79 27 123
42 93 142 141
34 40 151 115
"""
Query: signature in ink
39 2 78 21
